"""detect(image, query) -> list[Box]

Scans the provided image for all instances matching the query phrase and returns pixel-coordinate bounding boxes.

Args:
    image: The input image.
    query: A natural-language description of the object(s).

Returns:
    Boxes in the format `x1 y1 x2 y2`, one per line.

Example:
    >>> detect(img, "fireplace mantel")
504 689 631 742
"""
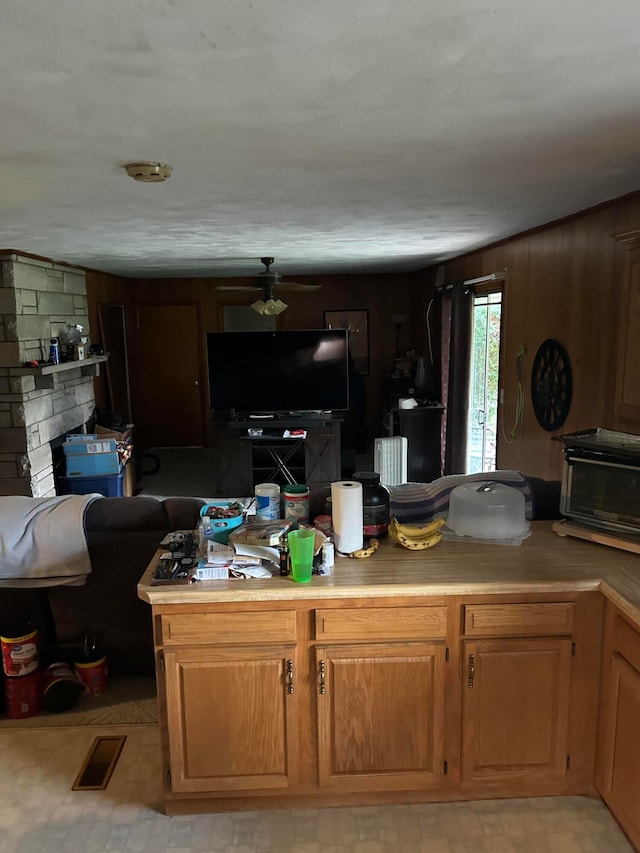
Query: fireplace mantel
11 354 109 376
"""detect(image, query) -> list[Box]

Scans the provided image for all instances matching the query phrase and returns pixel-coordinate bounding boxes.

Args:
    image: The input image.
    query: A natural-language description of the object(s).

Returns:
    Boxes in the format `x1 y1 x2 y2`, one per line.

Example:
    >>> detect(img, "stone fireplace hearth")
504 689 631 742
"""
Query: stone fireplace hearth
0 253 103 497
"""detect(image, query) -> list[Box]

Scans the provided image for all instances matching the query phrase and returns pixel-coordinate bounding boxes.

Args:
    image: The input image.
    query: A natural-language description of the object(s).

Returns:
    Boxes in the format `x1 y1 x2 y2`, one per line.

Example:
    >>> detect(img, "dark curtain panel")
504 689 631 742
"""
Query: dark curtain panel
439 284 473 475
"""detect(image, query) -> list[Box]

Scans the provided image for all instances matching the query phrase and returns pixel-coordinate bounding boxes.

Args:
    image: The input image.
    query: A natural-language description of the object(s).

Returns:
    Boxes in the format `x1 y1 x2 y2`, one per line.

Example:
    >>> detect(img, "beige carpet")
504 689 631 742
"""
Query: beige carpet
0 676 158 729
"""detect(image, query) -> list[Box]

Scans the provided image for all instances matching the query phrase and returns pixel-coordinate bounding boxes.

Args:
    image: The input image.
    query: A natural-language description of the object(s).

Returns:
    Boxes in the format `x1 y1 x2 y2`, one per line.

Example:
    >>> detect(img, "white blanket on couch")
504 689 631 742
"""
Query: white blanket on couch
0 494 99 588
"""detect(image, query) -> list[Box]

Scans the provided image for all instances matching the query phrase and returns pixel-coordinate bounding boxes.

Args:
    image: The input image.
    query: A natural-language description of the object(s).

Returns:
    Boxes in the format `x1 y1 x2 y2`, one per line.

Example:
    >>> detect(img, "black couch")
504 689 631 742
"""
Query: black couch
0 496 204 677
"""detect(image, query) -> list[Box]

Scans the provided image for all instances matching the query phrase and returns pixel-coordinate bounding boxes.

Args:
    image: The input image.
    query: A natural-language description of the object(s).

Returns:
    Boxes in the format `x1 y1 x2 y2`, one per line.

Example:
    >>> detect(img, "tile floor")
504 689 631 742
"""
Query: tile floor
0 724 634 853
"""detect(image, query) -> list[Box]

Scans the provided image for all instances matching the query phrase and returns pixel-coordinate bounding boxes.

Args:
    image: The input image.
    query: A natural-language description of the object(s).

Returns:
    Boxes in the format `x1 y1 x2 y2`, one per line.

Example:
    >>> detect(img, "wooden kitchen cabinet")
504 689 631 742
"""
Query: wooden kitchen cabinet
313 604 448 793
315 642 446 791
159 608 299 797
142 566 604 813
596 602 640 851
613 231 640 422
459 599 600 792
164 644 298 794
461 637 572 782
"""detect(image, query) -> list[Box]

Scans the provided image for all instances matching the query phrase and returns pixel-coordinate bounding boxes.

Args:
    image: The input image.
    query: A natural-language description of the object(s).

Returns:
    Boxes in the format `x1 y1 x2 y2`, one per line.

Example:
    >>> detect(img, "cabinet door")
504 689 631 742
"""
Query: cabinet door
462 638 572 782
164 645 298 794
598 653 640 849
614 239 640 421
210 426 253 495
315 642 446 792
305 423 340 488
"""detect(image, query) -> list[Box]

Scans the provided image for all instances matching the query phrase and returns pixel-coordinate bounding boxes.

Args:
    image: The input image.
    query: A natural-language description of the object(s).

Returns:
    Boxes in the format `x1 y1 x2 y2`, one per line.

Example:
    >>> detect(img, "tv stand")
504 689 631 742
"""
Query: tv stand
211 417 342 495
229 415 330 430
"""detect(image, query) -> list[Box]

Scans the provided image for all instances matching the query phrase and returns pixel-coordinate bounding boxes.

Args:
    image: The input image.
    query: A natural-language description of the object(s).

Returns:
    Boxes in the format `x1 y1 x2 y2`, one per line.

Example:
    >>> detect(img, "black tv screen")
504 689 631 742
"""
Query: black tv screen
207 330 350 415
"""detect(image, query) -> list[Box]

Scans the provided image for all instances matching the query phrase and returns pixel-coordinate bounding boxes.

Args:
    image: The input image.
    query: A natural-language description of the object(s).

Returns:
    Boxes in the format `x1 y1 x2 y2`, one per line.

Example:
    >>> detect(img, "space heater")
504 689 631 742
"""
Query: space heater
374 436 408 487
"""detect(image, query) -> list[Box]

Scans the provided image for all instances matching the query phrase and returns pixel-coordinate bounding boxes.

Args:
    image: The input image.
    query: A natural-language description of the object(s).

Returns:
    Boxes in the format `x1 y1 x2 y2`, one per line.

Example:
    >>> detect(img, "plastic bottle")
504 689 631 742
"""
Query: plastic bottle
255 483 280 520
278 534 290 576
49 338 60 365
283 484 310 524
352 471 390 537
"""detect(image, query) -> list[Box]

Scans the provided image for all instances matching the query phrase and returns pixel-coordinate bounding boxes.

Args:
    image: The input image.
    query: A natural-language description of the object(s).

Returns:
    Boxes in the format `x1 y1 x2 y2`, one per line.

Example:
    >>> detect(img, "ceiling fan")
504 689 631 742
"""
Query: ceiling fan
215 257 321 315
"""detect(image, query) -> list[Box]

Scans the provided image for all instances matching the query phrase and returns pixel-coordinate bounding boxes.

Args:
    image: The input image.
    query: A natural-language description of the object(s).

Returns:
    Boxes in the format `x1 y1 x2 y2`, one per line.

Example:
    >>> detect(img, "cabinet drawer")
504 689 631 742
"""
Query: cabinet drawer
161 610 297 645
463 603 574 637
315 606 447 640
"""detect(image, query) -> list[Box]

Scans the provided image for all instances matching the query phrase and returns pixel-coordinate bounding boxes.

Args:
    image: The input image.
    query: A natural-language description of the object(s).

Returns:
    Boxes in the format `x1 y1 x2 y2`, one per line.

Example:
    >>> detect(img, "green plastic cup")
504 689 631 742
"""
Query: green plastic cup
287 528 315 583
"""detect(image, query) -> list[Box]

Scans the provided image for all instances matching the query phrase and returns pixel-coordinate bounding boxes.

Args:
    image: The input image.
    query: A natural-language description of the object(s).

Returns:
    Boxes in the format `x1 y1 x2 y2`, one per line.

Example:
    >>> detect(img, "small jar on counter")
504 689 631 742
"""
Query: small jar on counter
284 484 310 525
352 471 390 537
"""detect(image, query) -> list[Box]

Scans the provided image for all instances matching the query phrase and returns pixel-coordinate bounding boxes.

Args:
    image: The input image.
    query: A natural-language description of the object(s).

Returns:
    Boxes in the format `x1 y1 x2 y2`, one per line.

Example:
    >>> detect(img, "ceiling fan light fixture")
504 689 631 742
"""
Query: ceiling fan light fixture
251 299 267 315
264 298 288 316
124 162 173 182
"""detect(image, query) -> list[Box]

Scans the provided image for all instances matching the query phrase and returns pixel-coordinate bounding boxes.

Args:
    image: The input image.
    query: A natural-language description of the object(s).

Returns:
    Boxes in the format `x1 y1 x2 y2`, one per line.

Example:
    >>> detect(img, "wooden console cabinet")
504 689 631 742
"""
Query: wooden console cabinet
209 418 341 495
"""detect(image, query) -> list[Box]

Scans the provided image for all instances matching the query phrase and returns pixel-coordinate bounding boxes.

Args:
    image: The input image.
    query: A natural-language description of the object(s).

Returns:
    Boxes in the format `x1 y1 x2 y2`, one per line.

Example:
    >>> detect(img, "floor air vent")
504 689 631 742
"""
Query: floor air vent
72 735 127 791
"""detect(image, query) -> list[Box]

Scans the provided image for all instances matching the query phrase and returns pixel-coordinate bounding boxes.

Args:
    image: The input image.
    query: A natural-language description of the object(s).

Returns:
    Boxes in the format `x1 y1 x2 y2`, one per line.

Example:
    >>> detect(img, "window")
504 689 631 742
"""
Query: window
465 290 502 474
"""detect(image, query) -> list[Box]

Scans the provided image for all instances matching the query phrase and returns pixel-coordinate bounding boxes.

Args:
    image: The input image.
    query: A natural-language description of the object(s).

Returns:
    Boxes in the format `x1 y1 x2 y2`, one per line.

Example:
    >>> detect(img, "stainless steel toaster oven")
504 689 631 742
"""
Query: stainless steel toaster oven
559 429 640 536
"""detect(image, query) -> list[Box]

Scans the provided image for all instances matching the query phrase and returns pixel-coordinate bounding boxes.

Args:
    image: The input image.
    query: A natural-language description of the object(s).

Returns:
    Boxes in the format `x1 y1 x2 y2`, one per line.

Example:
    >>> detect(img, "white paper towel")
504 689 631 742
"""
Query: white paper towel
331 480 363 554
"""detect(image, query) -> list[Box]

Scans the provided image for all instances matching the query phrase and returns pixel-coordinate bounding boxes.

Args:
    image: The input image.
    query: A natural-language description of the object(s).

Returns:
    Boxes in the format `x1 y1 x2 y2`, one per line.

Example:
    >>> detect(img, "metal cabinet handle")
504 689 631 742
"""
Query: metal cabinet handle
286 659 294 694
468 654 475 688
319 659 326 694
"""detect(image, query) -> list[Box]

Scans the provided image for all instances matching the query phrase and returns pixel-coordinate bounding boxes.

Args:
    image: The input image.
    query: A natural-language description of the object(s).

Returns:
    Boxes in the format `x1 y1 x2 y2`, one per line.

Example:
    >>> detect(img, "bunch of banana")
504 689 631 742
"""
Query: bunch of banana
349 538 379 559
388 517 445 551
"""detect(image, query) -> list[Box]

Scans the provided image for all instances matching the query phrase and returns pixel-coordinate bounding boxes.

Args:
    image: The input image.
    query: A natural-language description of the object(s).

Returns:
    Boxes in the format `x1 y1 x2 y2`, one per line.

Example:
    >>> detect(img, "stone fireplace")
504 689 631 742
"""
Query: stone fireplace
0 253 102 497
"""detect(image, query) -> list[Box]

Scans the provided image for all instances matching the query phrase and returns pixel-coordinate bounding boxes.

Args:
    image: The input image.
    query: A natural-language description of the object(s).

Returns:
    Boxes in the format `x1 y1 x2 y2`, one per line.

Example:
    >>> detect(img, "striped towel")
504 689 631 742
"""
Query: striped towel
388 471 533 524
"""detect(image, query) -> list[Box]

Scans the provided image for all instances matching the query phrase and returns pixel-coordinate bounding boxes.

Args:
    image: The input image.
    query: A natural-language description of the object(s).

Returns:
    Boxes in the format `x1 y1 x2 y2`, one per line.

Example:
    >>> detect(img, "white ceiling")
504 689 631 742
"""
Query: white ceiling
2 0 640 279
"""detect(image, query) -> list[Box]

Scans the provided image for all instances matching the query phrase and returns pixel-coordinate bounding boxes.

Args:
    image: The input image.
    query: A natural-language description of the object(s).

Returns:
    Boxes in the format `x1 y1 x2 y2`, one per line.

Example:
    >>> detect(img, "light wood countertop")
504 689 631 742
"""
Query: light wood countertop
138 521 640 623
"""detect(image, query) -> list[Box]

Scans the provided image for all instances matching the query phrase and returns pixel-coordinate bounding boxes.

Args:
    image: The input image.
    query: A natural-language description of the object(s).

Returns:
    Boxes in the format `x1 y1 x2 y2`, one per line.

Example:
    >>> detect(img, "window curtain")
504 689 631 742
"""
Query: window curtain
439 283 474 475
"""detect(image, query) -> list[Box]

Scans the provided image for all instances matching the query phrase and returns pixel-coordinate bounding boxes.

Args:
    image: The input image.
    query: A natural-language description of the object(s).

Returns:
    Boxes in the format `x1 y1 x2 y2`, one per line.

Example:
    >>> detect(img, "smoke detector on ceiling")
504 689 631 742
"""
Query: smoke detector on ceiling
124 162 172 182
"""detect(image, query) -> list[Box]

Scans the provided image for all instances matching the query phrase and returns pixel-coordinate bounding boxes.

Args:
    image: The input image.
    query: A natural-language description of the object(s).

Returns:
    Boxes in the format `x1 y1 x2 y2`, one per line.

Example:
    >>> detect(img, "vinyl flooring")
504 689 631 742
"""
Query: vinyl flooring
0 724 633 853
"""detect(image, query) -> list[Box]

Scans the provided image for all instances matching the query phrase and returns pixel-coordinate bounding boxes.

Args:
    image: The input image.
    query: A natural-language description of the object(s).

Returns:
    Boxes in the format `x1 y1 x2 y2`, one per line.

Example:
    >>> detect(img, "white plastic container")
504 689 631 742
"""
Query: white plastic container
255 482 280 520
447 481 528 541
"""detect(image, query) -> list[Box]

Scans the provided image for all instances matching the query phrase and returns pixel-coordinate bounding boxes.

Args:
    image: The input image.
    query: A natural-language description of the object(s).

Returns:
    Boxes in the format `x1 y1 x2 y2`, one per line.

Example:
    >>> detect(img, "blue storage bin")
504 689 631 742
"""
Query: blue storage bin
59 470 124 497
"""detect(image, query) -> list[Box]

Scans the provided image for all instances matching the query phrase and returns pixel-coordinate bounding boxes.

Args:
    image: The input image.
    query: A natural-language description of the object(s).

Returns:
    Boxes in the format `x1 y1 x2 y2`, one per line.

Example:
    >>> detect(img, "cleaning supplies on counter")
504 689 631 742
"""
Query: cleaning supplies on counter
254 483 280 520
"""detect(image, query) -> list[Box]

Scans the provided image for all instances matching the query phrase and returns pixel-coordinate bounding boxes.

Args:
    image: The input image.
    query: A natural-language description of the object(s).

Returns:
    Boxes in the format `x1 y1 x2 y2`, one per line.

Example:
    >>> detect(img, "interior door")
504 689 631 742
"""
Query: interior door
134 304 204 448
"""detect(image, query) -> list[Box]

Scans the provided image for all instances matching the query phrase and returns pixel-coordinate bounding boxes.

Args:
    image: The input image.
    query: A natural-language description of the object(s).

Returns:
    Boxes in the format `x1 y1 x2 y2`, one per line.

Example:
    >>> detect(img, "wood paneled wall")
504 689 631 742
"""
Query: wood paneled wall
87 190 640 480
85 270 417 448
409 193 640 481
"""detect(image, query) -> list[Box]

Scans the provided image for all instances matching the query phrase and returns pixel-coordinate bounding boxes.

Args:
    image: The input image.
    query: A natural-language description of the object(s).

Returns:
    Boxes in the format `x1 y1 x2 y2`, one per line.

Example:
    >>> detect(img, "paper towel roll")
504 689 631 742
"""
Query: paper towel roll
331 481 363 554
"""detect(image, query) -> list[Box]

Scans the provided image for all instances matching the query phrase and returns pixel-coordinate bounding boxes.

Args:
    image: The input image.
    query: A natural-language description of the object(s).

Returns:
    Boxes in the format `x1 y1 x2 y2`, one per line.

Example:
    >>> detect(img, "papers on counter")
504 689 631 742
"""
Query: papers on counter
196 540 274 580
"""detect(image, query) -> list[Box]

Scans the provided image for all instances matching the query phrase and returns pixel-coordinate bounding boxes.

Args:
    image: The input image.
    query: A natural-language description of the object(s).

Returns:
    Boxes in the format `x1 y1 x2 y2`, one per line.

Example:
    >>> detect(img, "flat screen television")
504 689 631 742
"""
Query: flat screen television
207 329 350 416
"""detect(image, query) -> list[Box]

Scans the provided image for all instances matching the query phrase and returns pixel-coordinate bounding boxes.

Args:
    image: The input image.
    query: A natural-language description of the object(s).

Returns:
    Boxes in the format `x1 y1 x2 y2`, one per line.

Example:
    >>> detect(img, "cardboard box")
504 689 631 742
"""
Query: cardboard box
65 453 121 477
63 435 118 455
95 424 133 443
94 425 134 467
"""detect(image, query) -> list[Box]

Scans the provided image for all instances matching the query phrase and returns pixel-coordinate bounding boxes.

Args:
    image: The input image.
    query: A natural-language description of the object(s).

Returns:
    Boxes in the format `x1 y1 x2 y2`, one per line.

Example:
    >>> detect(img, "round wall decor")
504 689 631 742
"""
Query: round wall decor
530 338 573 431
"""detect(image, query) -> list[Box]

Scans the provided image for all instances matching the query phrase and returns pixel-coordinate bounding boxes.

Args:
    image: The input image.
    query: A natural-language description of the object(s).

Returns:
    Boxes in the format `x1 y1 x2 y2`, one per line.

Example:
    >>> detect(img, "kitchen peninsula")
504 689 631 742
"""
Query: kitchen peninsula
138 523 640 849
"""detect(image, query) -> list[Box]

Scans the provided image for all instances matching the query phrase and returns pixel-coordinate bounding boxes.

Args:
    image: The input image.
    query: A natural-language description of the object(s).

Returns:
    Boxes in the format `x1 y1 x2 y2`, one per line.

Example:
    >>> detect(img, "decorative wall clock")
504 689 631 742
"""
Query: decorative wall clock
530 338 573 431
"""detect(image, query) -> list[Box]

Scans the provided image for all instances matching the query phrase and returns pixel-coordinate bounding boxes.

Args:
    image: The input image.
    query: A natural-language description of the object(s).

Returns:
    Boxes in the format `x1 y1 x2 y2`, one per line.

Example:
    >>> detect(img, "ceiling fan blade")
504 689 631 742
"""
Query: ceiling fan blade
215 284 259 291
274 282 322 292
